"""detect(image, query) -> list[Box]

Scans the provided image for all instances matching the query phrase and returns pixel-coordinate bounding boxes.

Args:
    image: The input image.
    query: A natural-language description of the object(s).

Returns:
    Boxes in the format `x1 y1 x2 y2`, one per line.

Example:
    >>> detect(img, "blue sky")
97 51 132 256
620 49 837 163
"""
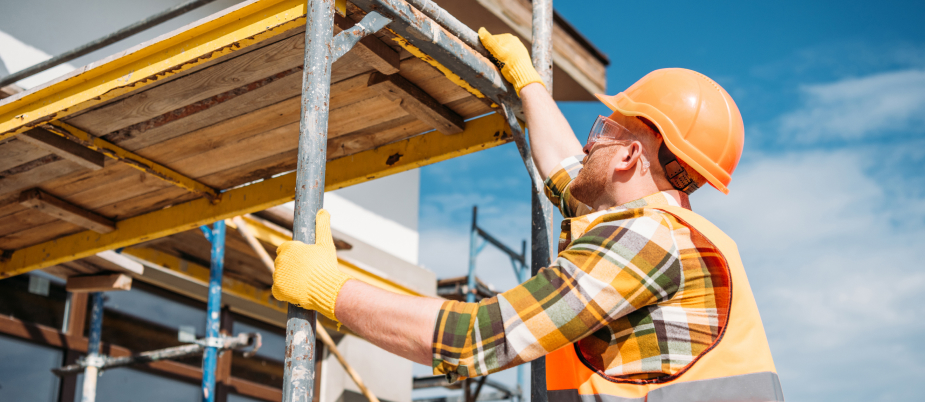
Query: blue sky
417 1 925 401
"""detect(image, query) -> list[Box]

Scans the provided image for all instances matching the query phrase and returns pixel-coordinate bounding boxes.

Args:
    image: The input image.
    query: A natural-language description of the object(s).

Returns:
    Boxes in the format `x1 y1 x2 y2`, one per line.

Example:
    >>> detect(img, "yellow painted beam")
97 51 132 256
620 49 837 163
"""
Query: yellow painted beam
123 246 419 334
224 215 424 297
125 245 423 304
226 216 291 248
0 0 309 139
0 113 512 278
124 246 286 312
44 122 219 201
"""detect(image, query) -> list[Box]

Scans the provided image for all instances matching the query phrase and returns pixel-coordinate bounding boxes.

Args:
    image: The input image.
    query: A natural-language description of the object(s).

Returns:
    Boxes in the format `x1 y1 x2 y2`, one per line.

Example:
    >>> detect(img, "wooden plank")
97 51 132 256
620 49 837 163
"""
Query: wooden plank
368 72 466 134
327 115 427 159
65 30 309 136
101 66 305 151
0 113 512 277
66 273 132 292
0 220 83 250
398 57 482 105
228 378 283 402
18 188 115 233
0 0 316 139
1 185 192 251
0 138 52 172
0 54 479 214
0 193 23 218
166 120 300 181
67 26 379 139
65 292 89 336
43 122 219 200
17 128 105 170
0 157 83 198
44 262 100 278
0 167 181 247
0 207 60 237
334 13 400 75
34 164 155 206
214 308 235 402
126 89 408 184
197 150 298 190
95 186 196 221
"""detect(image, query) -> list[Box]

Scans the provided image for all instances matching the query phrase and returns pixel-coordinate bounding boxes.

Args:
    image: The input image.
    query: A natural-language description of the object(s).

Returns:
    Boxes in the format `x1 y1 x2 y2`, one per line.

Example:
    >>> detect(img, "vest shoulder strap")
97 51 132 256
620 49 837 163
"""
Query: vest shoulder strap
648 205 739 254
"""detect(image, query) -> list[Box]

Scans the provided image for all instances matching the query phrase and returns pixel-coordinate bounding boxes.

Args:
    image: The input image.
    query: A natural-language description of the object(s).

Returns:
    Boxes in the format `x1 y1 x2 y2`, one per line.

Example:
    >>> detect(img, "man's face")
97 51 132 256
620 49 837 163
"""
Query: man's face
569 114 654 206
569 141 621 206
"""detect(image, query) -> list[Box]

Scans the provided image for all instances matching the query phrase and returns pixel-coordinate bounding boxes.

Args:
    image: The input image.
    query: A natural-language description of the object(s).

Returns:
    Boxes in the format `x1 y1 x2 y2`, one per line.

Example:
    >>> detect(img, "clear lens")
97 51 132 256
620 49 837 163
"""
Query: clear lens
585 115 632 152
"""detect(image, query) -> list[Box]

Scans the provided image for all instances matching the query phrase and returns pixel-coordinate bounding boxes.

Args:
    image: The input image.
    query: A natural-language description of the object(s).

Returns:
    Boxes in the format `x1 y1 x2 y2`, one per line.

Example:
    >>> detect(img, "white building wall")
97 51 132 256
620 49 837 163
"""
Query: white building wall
327 170 420 265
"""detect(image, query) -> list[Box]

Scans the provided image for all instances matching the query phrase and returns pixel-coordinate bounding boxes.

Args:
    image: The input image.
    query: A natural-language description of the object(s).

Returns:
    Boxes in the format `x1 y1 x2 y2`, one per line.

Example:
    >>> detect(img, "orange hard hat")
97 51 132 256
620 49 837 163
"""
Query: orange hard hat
596 68 744 194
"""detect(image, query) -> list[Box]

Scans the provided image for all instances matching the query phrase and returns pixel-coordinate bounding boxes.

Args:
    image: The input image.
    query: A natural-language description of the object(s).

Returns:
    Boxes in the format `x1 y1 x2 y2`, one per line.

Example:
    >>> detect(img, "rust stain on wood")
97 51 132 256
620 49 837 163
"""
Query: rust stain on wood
0 154 63 178
105 67 304 143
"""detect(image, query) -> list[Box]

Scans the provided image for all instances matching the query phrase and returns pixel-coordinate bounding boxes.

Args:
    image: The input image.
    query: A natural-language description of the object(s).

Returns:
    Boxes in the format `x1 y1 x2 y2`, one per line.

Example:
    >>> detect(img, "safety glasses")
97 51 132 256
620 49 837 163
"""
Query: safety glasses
583 115 633 154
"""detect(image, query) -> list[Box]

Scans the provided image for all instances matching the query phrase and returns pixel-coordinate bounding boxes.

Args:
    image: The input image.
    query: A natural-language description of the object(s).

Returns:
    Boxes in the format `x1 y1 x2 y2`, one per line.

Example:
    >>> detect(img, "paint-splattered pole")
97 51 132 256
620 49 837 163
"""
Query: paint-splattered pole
283 0 336 401
530 2 554 402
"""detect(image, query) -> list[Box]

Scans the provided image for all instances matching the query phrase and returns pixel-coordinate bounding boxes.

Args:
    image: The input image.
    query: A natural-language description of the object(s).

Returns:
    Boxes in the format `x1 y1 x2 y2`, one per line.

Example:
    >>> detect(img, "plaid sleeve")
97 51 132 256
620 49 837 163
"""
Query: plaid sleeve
431 209 684 381
543 155 592 218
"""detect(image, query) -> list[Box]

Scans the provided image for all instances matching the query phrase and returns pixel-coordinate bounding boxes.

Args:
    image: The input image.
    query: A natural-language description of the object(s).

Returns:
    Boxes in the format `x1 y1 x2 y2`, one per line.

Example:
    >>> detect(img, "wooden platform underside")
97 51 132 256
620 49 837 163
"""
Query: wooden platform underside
0 10 493 253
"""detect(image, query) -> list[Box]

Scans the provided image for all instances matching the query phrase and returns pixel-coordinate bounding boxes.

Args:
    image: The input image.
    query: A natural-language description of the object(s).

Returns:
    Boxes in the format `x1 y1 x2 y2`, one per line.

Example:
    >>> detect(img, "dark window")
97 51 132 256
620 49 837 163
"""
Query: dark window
100 282 208 366
0 334 63 402
0 273 68 329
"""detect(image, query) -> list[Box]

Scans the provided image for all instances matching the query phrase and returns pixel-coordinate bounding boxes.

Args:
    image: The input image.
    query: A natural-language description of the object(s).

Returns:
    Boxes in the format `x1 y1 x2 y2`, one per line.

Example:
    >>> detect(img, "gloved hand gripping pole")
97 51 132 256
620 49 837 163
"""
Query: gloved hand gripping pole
283 3 390 402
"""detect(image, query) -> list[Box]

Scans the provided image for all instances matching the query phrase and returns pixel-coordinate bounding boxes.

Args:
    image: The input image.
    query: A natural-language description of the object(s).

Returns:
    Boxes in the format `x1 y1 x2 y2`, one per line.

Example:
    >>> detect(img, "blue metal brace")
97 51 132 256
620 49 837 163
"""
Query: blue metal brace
200 220 226 402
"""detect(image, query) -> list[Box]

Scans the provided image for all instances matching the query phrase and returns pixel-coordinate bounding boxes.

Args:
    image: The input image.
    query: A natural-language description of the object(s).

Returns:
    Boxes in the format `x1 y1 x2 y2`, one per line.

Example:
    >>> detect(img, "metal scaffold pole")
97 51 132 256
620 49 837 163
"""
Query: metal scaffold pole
467 207 480 303
81 292 104 402
284 0 336 401
530 1 554 402
201 220 226 402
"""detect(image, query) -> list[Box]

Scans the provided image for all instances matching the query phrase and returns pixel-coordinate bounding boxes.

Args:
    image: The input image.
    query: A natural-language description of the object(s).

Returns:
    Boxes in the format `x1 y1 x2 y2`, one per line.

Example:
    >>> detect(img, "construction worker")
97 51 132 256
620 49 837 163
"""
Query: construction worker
272 28 783 401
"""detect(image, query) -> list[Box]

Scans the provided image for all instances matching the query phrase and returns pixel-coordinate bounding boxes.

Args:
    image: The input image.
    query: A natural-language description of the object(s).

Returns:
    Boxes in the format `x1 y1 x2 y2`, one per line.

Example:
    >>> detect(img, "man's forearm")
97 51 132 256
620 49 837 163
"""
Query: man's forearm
333 279 444 366
520 82 584 178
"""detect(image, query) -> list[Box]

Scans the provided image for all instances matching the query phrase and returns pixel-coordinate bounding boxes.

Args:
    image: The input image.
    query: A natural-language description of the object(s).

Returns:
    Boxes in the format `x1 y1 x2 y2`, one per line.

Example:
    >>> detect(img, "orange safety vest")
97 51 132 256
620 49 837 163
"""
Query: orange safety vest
546 206 783 402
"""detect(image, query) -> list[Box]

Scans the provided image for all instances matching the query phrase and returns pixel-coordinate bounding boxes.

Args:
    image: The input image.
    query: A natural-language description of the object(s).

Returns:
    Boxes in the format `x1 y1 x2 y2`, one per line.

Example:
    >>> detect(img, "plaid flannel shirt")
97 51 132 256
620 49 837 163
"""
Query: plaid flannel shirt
432 155 728 381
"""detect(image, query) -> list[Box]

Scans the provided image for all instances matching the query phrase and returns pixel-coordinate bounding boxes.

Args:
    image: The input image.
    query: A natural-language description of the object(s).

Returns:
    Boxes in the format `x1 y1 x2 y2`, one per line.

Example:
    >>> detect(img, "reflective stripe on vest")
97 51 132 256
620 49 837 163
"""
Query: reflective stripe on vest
547 371 784 402
546 206 782 402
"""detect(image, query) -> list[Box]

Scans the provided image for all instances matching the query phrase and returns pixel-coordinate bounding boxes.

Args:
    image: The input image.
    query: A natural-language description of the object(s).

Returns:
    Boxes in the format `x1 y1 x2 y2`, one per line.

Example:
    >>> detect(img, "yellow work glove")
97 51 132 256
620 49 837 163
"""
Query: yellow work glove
478 27 545 96
272 209 351 324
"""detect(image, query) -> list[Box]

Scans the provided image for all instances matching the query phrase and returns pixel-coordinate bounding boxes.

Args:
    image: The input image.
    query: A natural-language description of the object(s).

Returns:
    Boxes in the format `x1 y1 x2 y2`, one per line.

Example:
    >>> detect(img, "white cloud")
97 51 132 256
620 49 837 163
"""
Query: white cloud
696 149 925 401
778 69 925 142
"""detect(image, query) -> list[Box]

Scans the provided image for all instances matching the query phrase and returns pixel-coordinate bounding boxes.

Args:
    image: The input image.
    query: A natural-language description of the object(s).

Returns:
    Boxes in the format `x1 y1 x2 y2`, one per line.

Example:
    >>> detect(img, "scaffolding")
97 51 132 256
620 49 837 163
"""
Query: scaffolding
466 205 528 402
0 0 610 400
279 1 554 400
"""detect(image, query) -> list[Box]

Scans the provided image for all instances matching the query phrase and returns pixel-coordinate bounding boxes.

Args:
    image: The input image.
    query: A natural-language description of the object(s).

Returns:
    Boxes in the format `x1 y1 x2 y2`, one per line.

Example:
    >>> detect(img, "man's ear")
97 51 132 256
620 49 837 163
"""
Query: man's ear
614 141 643 171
